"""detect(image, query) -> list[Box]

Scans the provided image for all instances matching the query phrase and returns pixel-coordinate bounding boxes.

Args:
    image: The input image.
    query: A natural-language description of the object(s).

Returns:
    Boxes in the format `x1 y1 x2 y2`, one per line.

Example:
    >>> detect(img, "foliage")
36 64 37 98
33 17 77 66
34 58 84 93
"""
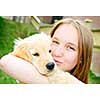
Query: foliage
89 70 100 84
0 16 38 83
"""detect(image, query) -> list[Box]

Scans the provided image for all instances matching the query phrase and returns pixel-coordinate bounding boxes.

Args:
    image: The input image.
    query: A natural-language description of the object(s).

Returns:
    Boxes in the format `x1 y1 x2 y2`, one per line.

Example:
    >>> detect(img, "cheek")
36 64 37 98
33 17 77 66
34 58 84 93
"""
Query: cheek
68 53 77 63
50 44 54 49
63 52 78 71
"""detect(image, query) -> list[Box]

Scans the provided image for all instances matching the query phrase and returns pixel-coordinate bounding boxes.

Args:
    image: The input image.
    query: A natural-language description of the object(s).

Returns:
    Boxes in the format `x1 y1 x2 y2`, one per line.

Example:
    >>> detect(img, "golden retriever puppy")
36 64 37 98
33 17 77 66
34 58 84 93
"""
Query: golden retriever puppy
11 33 72 84
11 33 56 75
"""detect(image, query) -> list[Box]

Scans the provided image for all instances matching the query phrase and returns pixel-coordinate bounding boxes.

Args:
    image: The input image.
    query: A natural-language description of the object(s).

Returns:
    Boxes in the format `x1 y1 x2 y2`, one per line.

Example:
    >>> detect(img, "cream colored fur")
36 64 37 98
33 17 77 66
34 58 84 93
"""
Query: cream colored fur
11 32 73 84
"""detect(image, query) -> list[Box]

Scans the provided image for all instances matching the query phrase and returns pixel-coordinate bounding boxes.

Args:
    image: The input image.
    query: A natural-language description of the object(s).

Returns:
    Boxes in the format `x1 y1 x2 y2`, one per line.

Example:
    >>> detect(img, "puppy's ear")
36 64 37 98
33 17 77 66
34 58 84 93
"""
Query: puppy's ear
11 44 32 63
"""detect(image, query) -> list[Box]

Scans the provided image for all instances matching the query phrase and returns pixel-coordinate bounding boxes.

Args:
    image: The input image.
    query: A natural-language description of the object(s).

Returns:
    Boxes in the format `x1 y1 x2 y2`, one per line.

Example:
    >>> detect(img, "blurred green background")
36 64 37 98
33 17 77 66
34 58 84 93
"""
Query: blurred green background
0 16 39 83
0 16 100 84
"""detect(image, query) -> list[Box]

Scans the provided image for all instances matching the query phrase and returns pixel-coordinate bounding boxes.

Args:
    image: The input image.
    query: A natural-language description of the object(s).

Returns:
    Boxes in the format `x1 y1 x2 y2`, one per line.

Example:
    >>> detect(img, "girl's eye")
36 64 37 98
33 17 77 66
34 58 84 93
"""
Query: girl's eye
66 46 75 51
52 40 59 44
70 47 75 51
33 53 40 56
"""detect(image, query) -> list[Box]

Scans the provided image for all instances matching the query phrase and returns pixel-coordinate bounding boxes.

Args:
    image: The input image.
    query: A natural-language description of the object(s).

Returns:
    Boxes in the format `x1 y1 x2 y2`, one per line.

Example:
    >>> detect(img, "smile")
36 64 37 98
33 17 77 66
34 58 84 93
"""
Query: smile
54 59 63 64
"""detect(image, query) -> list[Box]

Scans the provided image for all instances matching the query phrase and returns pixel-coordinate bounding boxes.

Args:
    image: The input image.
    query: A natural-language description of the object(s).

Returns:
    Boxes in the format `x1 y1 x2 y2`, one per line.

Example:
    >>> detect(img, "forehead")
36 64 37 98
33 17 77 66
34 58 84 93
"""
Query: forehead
29 39 51 53
53 24 78 46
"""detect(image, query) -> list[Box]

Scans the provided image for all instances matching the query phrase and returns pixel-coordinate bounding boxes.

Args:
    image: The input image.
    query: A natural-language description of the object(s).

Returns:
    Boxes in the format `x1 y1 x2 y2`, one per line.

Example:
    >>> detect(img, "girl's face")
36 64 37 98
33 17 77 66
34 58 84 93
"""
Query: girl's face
51 24 78 72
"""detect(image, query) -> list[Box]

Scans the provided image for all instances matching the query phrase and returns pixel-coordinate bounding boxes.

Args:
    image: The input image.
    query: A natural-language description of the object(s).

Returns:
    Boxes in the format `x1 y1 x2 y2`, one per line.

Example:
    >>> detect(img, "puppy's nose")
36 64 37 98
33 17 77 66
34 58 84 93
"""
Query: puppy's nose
46 62 55 70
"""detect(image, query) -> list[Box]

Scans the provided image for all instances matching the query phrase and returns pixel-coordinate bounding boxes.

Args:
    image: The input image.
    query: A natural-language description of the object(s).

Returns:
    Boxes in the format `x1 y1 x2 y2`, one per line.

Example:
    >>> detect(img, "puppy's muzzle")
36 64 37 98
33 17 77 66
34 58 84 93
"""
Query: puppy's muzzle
46 62 55 70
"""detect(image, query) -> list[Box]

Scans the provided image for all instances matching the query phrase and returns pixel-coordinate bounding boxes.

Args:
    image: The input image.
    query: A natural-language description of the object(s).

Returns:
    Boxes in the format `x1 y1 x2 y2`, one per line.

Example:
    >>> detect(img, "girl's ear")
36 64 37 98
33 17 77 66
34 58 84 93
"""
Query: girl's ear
11 43 33 63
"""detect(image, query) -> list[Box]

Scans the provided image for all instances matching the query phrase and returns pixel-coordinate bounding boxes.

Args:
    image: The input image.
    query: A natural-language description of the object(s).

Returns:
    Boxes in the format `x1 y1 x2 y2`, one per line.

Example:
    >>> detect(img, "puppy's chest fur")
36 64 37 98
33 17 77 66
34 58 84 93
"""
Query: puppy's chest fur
48 69 69 84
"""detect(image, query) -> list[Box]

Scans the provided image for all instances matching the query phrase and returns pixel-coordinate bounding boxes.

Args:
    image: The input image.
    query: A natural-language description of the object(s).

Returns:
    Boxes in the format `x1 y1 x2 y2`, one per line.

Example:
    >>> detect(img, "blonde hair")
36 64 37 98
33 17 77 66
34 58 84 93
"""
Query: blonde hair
50 18 93 83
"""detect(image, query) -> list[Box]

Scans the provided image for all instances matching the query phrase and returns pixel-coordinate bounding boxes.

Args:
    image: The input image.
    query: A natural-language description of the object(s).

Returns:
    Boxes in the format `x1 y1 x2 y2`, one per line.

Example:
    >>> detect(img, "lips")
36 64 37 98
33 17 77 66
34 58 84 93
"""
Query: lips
54 59 63 64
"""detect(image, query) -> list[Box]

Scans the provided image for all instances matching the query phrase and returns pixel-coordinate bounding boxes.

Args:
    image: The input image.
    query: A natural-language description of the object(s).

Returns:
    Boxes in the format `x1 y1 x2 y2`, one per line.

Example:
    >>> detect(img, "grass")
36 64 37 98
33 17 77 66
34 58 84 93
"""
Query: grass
0 16 39 83
89 70 100 84
0 17 39 57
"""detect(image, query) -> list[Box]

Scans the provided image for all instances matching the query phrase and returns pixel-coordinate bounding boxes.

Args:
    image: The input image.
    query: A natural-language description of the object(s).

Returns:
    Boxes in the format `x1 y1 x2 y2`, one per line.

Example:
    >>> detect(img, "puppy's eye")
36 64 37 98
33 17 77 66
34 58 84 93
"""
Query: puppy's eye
49 50 51 53
33 53 39 56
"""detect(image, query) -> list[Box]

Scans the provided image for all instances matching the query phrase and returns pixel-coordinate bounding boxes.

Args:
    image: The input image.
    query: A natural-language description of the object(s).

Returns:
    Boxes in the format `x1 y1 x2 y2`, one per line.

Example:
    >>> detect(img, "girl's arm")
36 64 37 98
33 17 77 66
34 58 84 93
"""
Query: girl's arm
65 72 85 84
0 54 49 84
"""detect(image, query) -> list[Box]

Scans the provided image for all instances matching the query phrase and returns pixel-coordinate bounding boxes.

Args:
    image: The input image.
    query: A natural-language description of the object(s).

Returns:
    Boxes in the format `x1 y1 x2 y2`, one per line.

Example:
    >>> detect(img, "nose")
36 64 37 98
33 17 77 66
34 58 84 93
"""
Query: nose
46 62 55 70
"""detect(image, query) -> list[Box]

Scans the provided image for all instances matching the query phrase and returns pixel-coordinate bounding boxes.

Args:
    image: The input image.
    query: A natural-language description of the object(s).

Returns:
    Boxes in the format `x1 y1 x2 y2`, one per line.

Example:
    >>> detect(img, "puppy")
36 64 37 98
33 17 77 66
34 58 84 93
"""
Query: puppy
11 32 70 84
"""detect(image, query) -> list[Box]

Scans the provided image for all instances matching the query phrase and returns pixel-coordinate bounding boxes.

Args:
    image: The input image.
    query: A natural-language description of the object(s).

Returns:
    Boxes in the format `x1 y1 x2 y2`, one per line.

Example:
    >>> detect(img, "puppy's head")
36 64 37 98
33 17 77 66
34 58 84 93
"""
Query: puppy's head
12 33 57 76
